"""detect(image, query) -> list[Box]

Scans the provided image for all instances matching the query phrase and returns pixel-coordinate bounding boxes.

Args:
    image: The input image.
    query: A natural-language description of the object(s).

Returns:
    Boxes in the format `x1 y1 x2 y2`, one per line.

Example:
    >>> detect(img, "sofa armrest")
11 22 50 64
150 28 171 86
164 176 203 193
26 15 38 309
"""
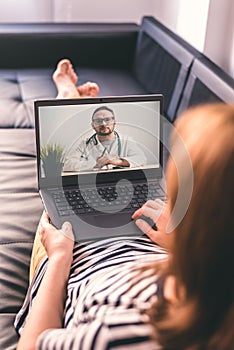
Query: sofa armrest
133 16 201 121
176 55 234 117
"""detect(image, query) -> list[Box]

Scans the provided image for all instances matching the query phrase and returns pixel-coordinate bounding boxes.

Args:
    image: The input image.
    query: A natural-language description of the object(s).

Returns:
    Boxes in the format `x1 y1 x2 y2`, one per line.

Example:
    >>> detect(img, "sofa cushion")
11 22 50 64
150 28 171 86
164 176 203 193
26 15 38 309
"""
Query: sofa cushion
0 313 19 350
0 129 43 350
0 69 56 128
0 67 146 128
0 128 43 240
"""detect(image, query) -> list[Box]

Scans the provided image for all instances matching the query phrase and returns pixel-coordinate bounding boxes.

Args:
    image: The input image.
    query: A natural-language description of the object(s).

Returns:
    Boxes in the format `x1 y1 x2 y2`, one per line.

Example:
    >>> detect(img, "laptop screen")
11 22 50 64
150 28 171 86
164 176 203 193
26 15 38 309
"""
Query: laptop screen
35 95 163 187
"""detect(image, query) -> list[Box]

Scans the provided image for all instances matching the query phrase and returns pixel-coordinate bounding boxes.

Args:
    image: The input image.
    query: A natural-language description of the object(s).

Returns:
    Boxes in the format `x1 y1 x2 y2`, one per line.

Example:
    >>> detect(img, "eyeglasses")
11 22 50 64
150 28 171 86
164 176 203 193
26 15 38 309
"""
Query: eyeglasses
93 117 114 125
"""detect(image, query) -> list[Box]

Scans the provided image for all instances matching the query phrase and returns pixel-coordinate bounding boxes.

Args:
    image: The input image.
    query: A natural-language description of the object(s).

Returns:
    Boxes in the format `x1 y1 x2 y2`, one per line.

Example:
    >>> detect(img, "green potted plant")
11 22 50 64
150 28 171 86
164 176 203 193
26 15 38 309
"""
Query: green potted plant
40 143 65 177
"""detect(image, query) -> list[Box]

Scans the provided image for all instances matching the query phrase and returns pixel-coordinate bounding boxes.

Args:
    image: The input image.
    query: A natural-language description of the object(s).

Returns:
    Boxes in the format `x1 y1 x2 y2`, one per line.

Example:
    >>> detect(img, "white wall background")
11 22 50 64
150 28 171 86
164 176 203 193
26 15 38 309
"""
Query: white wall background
53 0 154 24
204 0 234 77
0 0 233 77
0 0 52 21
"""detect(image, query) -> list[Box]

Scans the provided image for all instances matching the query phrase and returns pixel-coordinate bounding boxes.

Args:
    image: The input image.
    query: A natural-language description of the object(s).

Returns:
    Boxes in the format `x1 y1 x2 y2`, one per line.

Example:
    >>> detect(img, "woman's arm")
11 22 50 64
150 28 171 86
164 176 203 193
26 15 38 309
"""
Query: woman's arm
17 213 74 350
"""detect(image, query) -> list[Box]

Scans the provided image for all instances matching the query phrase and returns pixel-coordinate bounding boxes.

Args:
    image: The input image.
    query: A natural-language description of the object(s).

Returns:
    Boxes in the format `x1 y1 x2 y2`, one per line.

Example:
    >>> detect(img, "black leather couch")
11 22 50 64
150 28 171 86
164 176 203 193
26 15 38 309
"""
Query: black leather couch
0 16 234 350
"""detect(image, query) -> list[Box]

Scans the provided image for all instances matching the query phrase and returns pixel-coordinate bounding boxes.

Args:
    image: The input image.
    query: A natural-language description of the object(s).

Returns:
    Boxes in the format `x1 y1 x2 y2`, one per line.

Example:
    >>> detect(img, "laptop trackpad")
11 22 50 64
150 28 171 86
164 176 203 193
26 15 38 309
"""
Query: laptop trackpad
82 212 134 229
84 213 142 237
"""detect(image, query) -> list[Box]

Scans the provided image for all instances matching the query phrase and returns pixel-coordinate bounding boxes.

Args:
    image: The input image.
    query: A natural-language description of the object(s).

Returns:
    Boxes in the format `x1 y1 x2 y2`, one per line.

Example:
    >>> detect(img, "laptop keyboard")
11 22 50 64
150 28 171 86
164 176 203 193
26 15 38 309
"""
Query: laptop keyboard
50 182 165 217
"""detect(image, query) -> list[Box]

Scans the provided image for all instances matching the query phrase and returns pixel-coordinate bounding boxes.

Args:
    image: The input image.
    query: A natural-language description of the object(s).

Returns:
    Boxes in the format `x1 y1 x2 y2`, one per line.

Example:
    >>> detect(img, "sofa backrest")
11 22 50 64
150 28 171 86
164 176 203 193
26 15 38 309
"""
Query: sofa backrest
176 55 234 118
0 23 139 70
133 16 200 122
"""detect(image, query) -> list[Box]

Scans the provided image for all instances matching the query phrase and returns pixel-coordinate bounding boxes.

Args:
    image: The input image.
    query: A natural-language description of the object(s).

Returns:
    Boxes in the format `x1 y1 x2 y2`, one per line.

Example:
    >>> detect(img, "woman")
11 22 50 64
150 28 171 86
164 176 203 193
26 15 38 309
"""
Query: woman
138 103 234 349
15 70 234 349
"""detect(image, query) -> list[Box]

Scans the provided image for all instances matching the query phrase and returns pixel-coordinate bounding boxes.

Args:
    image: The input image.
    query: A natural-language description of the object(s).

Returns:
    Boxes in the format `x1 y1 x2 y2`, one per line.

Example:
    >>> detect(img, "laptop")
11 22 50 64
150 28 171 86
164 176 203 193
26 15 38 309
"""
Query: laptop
34 94 165 241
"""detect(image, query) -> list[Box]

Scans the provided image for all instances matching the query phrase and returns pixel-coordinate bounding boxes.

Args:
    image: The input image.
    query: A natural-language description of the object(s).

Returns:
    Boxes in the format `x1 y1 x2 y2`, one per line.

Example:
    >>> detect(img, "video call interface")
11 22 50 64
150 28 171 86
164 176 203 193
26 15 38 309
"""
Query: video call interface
38 99 161 179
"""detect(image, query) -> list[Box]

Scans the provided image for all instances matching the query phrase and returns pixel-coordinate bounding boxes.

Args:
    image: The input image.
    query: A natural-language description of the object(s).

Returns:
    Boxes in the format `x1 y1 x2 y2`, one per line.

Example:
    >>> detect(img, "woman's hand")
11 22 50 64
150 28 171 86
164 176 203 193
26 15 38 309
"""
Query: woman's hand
132 199 173 250
39 211 74 264
95 154 129 169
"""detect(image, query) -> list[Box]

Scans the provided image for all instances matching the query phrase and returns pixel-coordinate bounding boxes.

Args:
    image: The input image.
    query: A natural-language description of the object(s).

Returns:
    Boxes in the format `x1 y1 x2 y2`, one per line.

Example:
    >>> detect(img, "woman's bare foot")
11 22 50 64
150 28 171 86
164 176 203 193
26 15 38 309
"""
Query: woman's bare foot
53 58 80 98
53 58 99 99
77 81 99 97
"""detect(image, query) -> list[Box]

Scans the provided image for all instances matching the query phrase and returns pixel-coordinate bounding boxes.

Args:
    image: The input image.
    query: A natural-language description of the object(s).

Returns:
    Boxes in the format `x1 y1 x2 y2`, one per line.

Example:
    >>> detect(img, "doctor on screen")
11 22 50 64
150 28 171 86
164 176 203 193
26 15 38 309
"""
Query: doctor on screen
63 106 147 171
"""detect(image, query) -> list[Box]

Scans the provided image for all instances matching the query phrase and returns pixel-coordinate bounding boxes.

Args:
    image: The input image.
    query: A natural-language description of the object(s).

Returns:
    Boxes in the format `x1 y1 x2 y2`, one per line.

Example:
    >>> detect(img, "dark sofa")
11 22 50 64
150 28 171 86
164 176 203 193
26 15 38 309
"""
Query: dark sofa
0 16 234 350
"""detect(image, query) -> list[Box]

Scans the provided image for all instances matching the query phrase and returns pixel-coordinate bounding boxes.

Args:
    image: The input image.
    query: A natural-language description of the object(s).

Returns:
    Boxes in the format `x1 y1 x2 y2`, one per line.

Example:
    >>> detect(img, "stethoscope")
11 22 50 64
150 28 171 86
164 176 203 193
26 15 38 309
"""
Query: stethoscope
80 131 122 160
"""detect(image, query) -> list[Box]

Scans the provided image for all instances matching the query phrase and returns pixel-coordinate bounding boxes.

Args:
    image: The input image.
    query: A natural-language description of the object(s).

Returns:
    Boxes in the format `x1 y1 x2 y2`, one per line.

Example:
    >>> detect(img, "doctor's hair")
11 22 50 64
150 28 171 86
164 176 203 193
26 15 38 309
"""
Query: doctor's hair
91 106 115 120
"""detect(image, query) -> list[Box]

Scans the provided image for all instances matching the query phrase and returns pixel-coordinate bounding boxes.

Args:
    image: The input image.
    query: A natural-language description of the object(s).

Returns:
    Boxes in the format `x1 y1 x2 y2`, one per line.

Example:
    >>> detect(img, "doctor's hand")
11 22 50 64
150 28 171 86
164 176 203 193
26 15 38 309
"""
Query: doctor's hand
132 199 173 250
95 154 130 169
38 212 74 265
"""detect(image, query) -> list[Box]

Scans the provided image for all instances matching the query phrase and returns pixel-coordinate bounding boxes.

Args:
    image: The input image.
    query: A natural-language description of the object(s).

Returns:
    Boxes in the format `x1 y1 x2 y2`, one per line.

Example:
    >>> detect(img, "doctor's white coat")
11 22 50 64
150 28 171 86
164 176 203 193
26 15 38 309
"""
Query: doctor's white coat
63 133 146 172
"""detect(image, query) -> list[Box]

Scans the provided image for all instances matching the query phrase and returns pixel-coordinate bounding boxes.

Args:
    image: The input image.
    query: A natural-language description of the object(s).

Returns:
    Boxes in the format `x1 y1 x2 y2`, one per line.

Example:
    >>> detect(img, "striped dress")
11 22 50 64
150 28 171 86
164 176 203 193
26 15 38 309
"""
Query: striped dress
15 235 168 349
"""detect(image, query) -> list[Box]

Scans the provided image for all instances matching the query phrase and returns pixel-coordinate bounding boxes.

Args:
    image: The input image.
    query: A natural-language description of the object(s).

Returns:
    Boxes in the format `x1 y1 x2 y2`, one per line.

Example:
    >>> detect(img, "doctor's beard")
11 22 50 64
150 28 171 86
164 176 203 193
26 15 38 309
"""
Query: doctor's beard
96 125 115 137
